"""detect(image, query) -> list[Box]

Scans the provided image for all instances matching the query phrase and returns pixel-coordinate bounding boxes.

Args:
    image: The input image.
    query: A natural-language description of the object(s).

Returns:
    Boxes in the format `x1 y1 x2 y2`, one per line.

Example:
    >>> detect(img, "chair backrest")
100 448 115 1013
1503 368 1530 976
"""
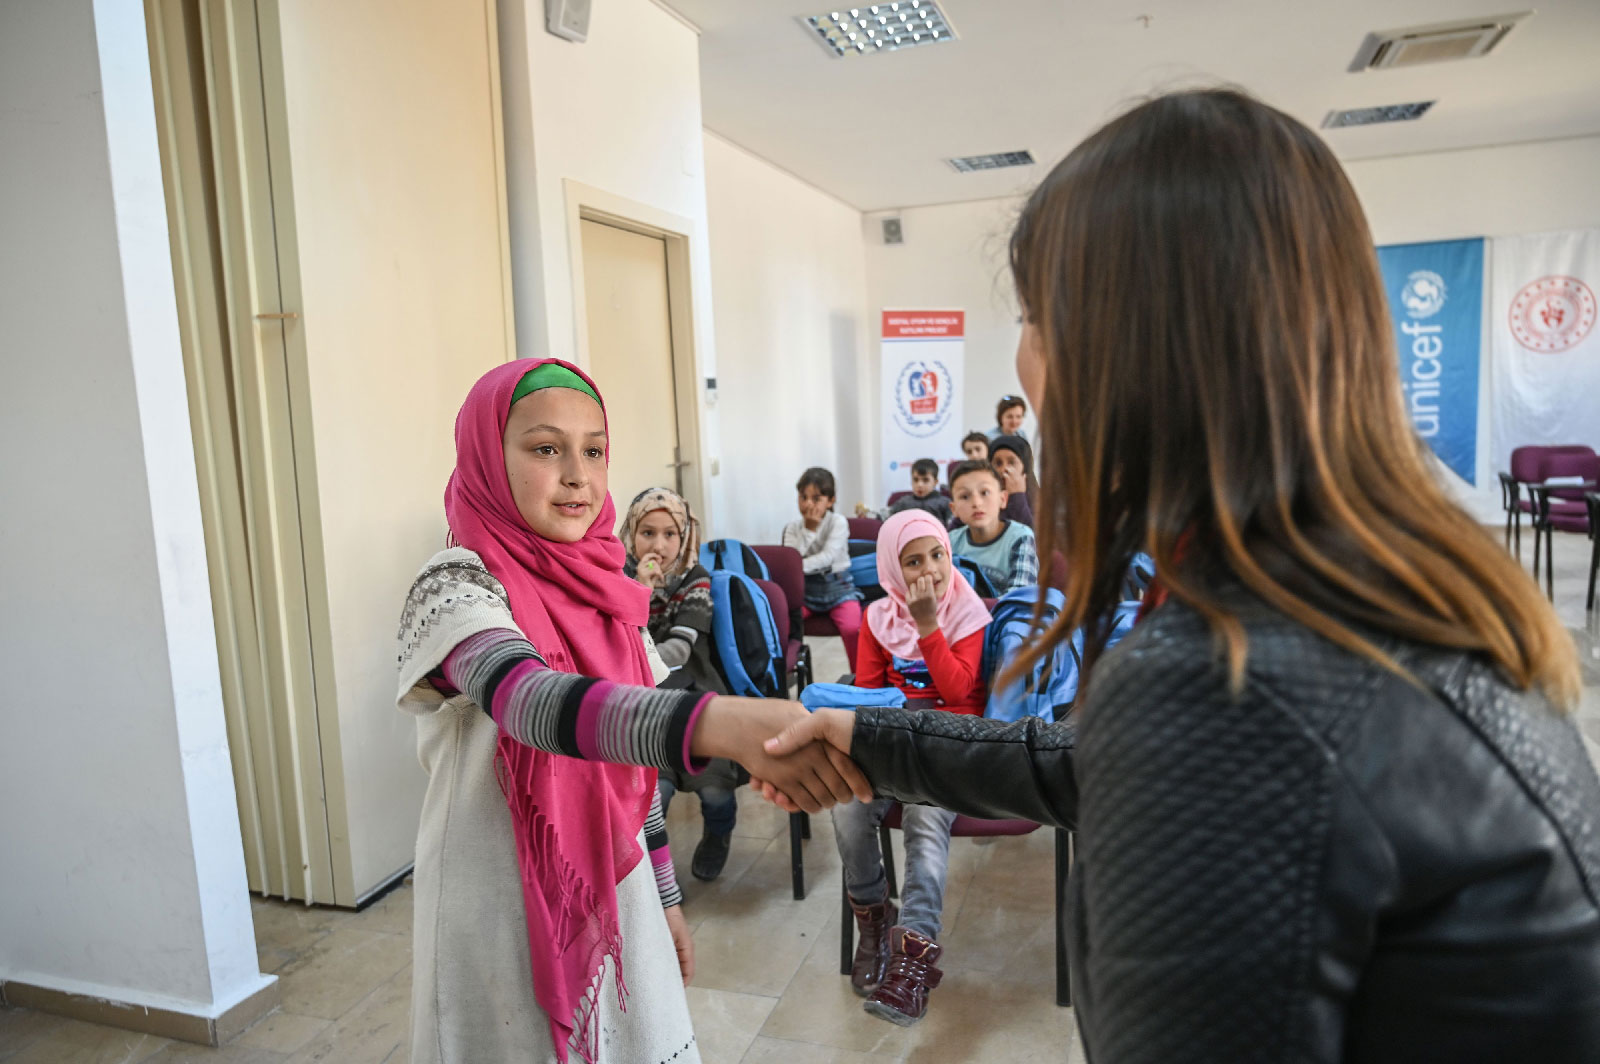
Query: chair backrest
753 578 790 648
886 490 912 507
847 516 882 541
1511 444 1596 482
1540 451 1600 482
750 544 805 643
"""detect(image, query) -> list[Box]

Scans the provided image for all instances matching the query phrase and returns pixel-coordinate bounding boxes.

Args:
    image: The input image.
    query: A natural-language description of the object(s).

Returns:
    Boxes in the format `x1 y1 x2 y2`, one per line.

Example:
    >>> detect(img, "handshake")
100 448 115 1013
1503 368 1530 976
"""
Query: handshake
688 700 871 812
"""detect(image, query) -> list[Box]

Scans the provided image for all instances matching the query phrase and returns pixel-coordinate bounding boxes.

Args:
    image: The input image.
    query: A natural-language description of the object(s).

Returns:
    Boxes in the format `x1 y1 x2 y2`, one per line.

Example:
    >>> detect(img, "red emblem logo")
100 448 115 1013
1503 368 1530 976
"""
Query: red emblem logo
1509 275 1596 353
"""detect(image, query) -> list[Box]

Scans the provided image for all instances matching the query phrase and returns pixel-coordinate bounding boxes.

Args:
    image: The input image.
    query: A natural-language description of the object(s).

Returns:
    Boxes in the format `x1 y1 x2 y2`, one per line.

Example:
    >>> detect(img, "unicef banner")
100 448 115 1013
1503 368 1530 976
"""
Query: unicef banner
1488 228 1600 467
881 310 965 492
1376 238 1485 485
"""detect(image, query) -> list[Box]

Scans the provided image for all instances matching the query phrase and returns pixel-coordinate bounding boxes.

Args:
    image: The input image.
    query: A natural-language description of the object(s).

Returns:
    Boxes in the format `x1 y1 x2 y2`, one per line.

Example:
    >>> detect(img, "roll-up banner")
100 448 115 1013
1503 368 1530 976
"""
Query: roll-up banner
881 309 964 494
1375 238 1485 486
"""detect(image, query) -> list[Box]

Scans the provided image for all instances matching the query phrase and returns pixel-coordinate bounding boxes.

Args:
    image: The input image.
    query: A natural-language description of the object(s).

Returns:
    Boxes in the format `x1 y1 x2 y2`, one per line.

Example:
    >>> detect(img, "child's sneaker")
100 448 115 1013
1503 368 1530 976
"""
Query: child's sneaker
691 831 731 881
863 927 943 1025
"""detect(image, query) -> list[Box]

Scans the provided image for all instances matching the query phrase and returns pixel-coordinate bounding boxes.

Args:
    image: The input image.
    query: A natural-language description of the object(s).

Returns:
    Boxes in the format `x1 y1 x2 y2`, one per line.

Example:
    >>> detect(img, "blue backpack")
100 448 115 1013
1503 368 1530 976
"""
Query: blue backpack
707 570 785 698
981 590 1140 724
952 555 999 598
847 540 885 602
799 683 906 712
700 538 769 580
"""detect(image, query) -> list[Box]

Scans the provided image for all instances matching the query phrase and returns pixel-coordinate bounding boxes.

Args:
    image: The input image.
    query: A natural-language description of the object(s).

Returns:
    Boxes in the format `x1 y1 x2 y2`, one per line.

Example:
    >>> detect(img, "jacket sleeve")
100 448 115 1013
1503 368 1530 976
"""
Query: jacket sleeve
850 708 1077 828
1066 623 1343 1063
1004 532 1039 591
918 627 984 714
855 623 891 690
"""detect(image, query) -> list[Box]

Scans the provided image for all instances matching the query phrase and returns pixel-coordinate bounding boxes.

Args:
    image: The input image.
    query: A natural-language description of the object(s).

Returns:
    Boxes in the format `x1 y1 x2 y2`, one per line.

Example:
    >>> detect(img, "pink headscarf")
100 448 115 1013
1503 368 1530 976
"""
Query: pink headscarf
444 357 653 1063
867 510 992 659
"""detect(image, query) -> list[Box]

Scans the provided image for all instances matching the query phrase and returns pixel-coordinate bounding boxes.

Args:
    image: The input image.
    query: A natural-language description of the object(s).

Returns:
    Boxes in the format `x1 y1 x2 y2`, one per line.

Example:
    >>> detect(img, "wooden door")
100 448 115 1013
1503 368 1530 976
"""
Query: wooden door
579 219 684 525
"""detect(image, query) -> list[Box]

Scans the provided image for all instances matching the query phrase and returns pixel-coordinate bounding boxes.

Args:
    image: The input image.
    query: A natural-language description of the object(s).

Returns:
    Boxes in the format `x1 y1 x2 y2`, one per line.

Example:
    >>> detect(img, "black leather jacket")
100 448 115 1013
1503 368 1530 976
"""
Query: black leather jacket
851 597 1600 1062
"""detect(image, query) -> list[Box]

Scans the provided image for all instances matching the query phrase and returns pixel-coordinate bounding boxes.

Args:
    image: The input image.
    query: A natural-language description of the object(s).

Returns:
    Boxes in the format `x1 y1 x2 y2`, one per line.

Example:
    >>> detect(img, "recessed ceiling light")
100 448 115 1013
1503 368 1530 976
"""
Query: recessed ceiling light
947 150 1035 173
1322 101 1436 129
799 3 958 58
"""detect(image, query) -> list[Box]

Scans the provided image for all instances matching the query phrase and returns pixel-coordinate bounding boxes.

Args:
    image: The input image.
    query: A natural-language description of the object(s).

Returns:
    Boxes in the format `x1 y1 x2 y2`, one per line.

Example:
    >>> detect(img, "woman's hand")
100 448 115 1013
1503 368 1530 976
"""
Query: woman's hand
663 904 694 985
689 698 871 812
748 710 859 813
907 574 940 637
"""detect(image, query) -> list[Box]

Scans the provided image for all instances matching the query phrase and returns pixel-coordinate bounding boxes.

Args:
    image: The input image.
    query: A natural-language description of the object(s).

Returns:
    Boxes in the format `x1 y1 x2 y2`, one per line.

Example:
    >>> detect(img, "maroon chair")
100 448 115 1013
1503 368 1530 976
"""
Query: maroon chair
1528 452 1600 599
886 490 912 508
749 546 818 899
847 516 882 542
750 546 810 692
1502 445 1597 559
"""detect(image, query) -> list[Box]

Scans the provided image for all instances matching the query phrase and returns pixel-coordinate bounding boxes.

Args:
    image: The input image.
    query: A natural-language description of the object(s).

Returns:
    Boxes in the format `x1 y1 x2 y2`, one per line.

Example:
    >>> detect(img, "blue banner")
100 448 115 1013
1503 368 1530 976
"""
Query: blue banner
1375 238 1484 485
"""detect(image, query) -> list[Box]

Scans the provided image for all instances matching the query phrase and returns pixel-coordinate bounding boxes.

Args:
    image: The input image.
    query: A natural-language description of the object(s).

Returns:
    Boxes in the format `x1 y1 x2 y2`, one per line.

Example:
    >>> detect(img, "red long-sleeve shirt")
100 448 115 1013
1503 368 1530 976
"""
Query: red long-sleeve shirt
855 623 987 716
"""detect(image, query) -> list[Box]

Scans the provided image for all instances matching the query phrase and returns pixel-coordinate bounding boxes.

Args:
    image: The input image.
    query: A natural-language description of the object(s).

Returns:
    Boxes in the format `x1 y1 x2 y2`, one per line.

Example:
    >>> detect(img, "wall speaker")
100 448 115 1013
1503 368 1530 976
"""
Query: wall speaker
882 217 904 245
545 0 592 43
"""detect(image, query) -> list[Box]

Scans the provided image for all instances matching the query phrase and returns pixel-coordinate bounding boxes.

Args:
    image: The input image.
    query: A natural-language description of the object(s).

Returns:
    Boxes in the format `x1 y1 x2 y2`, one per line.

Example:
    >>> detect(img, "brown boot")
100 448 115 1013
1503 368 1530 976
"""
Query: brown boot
863 927 943 1026
848 897 899 997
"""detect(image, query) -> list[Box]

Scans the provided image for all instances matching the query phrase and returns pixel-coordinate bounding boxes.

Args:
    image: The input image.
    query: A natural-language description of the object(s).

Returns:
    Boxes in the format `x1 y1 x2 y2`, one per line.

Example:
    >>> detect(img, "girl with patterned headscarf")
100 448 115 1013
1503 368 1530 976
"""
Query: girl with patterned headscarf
620 487 741 881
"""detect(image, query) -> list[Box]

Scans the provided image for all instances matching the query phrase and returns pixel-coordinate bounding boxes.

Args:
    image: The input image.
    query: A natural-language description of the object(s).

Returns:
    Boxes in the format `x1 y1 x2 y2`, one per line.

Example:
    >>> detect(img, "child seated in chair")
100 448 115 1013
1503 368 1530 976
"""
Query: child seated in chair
855 458 952 526
832 510 993 1026
782 467 863 671
948 460 1039 592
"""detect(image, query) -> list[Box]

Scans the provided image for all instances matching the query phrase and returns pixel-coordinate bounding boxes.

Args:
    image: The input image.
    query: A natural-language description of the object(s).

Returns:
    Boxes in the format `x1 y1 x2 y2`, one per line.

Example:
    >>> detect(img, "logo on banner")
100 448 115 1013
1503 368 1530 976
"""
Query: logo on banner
1401 270 1447 318
1509 275 1596 353
892 360 953 438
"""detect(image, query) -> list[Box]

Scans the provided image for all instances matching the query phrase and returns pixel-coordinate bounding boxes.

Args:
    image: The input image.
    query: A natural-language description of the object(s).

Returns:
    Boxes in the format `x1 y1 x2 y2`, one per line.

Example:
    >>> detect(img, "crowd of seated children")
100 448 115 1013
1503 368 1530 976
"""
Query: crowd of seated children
947 460 1039 592
833 510 993 1026
855 458 953 525
621 487 744 883
781 467 863 672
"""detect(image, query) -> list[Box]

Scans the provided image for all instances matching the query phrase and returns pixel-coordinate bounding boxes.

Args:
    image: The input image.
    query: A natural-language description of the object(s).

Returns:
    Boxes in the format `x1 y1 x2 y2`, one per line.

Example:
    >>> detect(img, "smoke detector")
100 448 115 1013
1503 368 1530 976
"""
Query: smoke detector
1322 101 1435 129
1351 12 1531 71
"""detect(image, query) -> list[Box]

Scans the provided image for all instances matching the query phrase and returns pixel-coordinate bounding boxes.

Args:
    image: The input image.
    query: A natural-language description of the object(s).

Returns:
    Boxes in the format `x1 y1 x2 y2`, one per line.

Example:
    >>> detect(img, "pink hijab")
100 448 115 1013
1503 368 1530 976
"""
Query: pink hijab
444 357 653 1063
867 510 992 658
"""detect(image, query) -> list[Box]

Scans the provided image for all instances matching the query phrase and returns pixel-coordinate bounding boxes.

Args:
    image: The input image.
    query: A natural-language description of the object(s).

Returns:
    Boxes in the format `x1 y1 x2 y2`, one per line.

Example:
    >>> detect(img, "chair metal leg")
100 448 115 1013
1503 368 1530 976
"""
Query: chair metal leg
1546 525 1555 601
1588 535 1599 612
790 813 806 900
840 882 854 975
1533 520 1542 581
879 823 898 901
1514 513 1522 560
1056 829 1073 1007
801 811 811 840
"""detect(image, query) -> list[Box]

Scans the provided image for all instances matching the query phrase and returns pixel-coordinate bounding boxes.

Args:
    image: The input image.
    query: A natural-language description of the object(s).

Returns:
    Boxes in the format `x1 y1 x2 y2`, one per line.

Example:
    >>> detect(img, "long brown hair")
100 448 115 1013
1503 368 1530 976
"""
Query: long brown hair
1009 89 1579 707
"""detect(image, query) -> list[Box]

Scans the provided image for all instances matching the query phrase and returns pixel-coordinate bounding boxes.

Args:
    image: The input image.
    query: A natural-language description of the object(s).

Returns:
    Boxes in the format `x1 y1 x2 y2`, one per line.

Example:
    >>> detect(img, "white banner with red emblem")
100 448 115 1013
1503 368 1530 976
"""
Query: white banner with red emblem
1489 228 1600 467
881 309 965 495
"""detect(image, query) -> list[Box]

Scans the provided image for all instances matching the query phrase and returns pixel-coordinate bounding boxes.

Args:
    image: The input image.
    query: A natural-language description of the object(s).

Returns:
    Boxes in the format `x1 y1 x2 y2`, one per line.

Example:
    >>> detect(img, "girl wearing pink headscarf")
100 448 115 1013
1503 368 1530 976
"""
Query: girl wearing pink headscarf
832 510 992 1028
395 359 866 1064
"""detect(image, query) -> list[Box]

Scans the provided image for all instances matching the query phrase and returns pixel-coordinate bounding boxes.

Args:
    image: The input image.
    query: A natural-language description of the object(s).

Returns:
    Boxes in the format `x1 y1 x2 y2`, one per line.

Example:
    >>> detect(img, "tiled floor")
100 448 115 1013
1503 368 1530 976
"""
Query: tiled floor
4 531 1597 1064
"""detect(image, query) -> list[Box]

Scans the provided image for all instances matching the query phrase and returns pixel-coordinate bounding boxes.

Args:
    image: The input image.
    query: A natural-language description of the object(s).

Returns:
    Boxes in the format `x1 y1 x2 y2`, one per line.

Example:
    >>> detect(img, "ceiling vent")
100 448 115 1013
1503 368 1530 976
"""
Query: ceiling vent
947 150 1035 173
1352 12 1531 71
800 3 957 58
1322 101 1435 129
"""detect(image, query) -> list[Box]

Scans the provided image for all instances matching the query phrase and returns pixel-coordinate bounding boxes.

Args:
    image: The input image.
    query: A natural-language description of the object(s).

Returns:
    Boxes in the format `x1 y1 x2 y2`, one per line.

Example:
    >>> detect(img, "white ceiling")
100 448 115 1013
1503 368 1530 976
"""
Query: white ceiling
662 0 1600 212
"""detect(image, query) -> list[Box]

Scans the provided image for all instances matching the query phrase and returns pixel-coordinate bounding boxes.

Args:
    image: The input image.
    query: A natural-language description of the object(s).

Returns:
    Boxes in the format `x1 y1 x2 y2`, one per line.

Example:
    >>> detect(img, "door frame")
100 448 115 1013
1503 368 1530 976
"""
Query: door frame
563 181 710 528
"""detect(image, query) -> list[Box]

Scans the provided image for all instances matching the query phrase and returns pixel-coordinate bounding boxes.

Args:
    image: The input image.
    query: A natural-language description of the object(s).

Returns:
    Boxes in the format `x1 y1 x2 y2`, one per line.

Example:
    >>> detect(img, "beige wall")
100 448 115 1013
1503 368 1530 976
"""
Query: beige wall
703 133 871 540
499 0 724 526
274 0 514 895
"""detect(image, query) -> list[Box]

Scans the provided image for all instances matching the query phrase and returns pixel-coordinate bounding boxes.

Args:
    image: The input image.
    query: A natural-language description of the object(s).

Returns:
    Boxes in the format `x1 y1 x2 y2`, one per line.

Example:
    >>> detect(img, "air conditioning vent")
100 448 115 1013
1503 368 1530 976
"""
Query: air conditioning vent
1354 12 1531 71
947 150 1035 173
1323 101 1435 129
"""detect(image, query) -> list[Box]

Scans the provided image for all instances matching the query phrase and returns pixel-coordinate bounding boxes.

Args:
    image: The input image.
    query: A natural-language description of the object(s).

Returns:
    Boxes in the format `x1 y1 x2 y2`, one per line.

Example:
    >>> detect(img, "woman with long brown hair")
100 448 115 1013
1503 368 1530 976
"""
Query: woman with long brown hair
758 89 1600 1061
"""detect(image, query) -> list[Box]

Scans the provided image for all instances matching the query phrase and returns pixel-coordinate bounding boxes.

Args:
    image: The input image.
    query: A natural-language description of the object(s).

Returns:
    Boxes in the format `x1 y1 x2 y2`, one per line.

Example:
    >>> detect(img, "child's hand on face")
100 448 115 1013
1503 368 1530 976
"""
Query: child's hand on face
635 553 665 588
907 574 940 636
1002 468 1026 496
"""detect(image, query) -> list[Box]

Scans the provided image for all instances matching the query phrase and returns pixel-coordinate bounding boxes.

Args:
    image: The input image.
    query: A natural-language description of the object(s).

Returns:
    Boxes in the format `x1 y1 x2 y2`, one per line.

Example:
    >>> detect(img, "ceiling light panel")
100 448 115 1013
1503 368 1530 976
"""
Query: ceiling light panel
800 3 958 58
1322 101 1436 129
947 150 1035 173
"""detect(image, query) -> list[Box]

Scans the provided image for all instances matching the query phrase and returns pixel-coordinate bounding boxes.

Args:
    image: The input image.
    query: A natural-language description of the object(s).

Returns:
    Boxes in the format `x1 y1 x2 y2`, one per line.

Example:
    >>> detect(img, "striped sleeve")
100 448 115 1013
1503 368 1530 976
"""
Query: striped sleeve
645 786 682 909
441 629 714 774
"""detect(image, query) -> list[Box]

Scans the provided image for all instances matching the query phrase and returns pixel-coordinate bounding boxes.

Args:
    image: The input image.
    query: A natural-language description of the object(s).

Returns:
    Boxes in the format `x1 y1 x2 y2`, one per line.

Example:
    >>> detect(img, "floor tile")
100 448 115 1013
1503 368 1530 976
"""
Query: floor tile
231 1012 331 1055
4 1017 171 1064
0 1007 69 1058
283 968 409 1064
740 1036 903 1064
273 928 411 1021
138 1044 286 1064
683 987 776 1064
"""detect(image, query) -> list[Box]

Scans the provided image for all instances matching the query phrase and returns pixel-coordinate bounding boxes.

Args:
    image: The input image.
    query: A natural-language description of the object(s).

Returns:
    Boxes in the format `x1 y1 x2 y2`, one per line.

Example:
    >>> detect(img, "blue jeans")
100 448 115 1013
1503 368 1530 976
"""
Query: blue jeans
832 797 957 941
657 777 737 837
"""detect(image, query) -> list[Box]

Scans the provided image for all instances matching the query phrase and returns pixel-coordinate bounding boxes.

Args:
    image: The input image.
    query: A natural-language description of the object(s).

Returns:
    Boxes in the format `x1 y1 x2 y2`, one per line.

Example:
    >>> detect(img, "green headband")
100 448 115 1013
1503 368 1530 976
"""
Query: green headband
509 363 602 410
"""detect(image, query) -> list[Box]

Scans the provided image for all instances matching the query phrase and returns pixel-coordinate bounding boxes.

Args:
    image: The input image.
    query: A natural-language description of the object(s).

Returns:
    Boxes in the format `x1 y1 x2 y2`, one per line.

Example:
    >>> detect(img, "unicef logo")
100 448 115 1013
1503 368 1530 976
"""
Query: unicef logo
1401 270 1447 319
892 360 952 438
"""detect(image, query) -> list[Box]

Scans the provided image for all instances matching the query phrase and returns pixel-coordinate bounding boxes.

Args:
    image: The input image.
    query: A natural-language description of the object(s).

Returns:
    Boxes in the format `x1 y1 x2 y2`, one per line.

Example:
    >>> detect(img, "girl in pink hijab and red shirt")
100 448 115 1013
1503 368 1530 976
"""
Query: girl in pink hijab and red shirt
833 510 993 1029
